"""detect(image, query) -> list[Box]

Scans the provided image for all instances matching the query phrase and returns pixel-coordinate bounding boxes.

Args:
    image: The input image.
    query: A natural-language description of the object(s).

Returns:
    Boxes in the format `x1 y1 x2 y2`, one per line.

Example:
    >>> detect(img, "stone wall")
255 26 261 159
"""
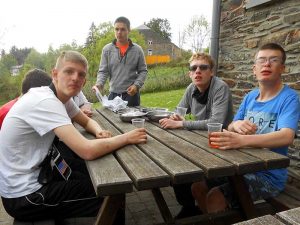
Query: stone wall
218 0 300 155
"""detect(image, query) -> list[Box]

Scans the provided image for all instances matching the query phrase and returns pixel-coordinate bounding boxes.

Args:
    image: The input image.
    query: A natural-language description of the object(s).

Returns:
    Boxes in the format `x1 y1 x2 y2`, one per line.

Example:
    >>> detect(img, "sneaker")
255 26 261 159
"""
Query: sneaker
175 206 201 219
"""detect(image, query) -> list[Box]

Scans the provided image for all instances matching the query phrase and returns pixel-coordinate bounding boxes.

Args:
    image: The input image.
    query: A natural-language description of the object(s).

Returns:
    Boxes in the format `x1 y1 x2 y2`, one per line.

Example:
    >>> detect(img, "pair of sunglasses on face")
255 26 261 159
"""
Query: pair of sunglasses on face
189 64 211 72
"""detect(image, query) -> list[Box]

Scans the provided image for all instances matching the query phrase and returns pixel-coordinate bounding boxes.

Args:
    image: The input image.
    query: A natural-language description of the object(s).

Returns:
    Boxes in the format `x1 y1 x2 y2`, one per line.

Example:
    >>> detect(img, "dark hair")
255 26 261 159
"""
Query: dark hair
21 69 52 94
114 16 130 30
258 43 286 64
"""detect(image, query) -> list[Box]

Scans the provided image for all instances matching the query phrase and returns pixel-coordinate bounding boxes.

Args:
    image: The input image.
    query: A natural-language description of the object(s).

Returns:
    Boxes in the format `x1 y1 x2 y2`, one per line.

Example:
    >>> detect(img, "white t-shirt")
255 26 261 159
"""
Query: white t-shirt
0 86 80 198
73 91 89 108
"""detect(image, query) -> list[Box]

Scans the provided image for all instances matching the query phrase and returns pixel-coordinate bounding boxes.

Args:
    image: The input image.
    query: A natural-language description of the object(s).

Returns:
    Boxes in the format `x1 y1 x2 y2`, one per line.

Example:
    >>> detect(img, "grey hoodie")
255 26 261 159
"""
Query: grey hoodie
96 39 148 93
180 76 234 130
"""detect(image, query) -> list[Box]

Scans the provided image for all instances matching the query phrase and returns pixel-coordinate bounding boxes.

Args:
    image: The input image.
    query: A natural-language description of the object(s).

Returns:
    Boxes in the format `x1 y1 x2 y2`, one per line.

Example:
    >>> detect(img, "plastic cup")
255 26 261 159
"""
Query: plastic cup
207 123 223 148
175 107 187 117
131 118 145 128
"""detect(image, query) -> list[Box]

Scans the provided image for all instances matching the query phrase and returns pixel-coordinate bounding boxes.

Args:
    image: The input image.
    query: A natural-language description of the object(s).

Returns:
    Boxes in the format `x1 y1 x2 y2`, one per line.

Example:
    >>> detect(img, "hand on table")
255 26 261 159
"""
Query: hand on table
125 128 147 144
95 130 112 139
80 103 93 117
169 114 184 121
159 118 183 129
81 109 93 117
209 129 245 150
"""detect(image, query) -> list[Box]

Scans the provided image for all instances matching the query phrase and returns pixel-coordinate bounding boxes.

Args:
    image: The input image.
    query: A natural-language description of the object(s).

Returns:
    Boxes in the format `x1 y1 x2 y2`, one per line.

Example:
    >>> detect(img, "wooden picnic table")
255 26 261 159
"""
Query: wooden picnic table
78 108 290 225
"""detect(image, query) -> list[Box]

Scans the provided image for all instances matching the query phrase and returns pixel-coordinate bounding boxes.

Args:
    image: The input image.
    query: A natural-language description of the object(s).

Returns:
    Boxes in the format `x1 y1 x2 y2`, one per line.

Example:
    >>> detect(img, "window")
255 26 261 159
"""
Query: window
148 49 153 56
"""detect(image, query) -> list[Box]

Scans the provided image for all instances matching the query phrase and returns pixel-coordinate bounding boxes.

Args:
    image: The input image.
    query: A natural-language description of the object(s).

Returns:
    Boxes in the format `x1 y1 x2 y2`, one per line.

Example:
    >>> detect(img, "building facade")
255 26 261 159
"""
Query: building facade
136 25 182 65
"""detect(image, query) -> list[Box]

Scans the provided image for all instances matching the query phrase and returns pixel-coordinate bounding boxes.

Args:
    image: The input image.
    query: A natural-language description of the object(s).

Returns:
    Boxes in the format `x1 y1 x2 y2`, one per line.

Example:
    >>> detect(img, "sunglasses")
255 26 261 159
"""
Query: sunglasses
189 64 210 72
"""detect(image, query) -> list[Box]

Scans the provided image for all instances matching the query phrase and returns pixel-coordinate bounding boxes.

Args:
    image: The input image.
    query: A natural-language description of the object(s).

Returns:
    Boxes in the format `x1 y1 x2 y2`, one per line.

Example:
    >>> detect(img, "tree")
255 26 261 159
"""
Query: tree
24 49 46 70
1 49 5 58
82 22 114 78
184 15 210 53
178 29 186 52
0 54 19 101
145 18 172 40
85 22 98 47
9 46 32 65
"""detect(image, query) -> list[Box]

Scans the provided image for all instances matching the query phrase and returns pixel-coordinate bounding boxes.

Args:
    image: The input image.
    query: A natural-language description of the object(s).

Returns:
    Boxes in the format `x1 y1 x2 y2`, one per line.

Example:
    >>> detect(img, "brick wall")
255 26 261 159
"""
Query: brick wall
218 0 300 154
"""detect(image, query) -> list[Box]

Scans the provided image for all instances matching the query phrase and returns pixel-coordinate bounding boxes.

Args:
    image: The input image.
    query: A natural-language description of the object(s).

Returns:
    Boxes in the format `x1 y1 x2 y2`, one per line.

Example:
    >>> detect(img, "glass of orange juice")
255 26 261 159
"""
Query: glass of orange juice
207 123 223 148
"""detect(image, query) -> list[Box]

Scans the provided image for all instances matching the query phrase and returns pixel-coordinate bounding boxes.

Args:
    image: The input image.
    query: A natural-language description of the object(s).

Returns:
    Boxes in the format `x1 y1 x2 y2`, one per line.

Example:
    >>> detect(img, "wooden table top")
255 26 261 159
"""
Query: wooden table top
78 108 290 197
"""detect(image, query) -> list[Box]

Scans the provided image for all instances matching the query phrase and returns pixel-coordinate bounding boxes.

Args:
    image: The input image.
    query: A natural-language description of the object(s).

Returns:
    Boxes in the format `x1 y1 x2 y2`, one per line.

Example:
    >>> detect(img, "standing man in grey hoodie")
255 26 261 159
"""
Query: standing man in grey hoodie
94 16 148 106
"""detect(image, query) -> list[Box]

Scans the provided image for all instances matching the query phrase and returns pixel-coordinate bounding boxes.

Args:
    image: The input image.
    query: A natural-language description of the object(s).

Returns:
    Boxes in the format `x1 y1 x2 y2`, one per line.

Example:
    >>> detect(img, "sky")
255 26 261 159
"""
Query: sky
0 0 213 53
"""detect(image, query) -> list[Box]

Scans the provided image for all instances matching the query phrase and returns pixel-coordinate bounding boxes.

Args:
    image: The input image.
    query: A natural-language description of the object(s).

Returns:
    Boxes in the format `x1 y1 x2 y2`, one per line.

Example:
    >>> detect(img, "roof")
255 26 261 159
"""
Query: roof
135 24 150 30
135 24 170 43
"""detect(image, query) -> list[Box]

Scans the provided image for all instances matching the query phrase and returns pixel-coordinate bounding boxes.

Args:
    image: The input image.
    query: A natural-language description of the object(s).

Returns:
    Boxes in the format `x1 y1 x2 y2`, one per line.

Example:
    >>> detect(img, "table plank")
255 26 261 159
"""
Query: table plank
165 128 266 175
98 109 204 184
193 129 290 171
240 148 290 170
276 207 300 225
233 215 284 225
75 123 132 196
93 111 170 190
144 122 235 178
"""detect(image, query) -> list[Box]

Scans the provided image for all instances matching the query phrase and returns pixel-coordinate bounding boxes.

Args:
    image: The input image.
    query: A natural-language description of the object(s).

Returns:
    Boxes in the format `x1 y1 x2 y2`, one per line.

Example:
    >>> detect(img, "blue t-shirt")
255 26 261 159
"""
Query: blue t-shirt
234 85 300 191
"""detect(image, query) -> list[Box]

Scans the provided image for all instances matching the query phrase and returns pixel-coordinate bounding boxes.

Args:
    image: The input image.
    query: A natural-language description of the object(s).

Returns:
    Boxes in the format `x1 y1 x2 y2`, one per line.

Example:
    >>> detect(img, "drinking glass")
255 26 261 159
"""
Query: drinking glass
175 107 187 117
207 123 223 148
131 118 145 128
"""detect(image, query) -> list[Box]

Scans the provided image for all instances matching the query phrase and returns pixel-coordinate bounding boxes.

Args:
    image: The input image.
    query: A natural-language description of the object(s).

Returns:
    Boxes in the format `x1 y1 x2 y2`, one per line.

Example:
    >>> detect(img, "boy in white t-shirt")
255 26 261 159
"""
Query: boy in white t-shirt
0 50 147 223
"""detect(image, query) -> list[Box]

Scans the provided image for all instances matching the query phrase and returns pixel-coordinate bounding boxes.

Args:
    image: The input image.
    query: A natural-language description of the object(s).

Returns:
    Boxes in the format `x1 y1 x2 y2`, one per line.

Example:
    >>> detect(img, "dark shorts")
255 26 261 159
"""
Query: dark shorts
207 174 281 209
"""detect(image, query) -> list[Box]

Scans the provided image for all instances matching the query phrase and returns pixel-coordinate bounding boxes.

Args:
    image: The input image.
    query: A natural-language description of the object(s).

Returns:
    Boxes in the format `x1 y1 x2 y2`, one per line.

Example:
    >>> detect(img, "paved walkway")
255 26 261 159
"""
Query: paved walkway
0 187 181 225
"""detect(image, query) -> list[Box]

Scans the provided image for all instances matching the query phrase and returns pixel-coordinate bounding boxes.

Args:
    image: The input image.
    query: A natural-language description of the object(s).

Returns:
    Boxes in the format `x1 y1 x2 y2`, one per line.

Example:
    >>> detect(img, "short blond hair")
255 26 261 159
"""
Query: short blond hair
189 53 215 69
55 51 88 71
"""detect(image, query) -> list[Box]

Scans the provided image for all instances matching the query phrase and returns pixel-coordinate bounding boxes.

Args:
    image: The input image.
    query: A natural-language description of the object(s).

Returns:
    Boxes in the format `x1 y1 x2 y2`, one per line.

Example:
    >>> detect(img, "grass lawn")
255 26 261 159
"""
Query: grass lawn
140 88 185 111
93 88 186 111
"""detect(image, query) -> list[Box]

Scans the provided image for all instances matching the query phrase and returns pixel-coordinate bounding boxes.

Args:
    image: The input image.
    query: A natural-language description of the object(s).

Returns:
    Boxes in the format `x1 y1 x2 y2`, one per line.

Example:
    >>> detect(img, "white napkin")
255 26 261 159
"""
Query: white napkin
94 87 128 112
102 95 128 112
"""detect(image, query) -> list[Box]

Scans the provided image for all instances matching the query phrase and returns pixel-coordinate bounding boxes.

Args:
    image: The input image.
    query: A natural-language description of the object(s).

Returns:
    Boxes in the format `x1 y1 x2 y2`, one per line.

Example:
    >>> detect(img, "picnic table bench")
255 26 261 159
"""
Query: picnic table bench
233 206 300 224
78 108 291 225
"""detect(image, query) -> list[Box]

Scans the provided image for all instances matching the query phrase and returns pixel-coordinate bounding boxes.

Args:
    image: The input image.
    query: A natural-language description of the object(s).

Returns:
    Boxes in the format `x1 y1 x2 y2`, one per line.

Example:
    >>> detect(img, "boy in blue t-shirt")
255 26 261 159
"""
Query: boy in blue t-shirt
191 43 300 214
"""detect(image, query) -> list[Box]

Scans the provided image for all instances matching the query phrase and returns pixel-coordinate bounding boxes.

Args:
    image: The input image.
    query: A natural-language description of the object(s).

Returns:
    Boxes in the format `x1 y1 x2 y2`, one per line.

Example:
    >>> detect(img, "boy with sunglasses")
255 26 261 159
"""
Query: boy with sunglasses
159 53 234 218
159 52 233 130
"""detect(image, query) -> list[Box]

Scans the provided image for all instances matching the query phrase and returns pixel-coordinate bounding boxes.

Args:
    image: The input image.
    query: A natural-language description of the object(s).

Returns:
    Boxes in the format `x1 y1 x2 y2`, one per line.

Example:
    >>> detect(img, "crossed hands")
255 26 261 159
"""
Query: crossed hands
159 114 184 129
